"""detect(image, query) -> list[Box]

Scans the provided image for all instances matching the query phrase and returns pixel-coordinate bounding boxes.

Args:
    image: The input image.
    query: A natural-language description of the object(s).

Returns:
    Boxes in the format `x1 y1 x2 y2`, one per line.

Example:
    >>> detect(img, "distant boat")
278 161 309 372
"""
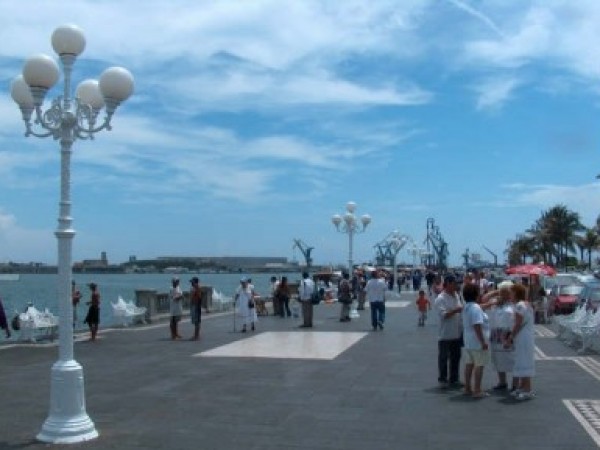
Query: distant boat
0 274 20 281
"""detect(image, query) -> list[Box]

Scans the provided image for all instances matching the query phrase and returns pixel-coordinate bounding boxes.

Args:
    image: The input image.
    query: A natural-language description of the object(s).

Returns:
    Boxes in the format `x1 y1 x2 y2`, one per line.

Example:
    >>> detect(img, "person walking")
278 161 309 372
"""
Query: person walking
338 272 353 322
84 282 101 341
434 274 463 388
71 280 81 330
462 283 490 398
169 278 184 340
506 283 536 400
275 276 292 318
189 277 202 340
235 277 256 332
415 290 431 327
365 270 386 331
357 273 367 310
299 272 315 328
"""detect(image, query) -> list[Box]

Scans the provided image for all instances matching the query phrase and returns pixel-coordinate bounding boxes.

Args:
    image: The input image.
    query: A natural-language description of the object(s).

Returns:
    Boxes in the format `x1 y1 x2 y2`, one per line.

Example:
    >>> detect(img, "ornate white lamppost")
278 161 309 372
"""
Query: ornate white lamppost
408 244 423 272
10 24 134 444
389 231 409 290
332 202 371 315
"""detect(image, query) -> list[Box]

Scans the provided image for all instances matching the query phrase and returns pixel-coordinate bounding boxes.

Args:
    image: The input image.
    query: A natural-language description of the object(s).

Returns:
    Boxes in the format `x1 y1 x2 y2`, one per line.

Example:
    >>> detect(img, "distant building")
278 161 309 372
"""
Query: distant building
74 252 124 273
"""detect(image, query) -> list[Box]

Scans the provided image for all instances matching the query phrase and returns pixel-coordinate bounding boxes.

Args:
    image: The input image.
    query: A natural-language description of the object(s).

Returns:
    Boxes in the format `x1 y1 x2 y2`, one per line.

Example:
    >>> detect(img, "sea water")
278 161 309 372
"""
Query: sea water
0 272 301 332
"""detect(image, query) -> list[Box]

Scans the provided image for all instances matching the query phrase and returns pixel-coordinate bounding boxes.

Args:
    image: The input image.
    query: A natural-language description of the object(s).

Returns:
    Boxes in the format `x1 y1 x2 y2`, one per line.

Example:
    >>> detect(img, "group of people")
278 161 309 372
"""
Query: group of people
296 270 388 330
168 276 208 340
434 273 536 401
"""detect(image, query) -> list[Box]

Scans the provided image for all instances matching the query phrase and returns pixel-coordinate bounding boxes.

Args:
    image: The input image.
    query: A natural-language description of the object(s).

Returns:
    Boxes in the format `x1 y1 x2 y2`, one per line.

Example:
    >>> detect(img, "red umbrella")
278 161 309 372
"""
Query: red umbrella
505 263 557 276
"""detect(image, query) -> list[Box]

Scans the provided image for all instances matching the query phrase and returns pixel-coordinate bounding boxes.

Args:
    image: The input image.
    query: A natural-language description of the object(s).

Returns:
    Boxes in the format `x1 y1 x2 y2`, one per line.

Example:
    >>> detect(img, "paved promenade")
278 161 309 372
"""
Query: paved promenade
2 291 600 449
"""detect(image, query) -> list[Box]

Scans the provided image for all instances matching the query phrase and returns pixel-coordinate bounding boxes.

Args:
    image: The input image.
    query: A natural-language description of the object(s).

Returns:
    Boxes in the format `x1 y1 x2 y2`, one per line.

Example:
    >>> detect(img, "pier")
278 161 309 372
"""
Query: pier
2 290 600 449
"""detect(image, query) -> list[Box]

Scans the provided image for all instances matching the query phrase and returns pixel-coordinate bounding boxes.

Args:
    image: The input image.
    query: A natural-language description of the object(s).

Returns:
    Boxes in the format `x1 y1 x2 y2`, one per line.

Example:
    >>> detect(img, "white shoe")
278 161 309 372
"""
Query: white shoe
515 391 535 401
509 389 521 397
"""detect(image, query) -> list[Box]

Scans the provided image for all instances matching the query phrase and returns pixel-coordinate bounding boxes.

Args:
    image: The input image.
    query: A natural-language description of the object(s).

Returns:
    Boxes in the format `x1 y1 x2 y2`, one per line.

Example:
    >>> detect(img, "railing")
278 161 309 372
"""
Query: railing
135 287 215 323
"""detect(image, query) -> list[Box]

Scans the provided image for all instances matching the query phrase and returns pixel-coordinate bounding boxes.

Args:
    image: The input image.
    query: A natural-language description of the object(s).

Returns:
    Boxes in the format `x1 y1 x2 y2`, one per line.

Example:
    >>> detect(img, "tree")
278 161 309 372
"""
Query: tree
506 234 537 265
537 205 584 268
577 228 600 269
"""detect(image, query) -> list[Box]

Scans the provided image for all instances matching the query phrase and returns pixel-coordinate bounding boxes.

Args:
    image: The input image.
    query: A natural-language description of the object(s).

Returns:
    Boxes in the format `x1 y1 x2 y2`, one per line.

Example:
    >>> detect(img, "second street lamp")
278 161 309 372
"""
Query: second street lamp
332 201 371 315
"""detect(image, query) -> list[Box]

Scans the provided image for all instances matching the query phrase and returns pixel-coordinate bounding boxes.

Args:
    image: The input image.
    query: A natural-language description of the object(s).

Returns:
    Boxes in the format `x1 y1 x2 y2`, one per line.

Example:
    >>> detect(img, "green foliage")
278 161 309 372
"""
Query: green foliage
505 204 596 269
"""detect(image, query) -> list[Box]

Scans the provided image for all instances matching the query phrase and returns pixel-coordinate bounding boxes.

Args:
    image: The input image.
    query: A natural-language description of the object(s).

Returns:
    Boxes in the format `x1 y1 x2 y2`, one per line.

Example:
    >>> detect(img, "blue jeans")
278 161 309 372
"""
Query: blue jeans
370 302 385 328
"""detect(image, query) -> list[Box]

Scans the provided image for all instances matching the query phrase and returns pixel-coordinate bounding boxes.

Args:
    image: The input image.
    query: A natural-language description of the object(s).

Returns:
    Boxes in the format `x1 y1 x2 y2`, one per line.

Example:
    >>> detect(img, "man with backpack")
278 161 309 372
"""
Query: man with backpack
338 272 353 322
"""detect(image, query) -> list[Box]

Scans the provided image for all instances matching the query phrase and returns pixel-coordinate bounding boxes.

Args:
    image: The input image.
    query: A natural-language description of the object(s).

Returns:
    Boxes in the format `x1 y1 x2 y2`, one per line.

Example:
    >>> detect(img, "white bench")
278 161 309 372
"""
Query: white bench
16 305 59 342
557 307 600 352
557 306 588 341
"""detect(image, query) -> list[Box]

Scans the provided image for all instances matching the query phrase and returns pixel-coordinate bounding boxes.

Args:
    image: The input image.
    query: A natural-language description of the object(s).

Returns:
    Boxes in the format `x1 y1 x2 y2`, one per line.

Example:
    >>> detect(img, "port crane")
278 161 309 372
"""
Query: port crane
482 245 498 267
292 239 314 269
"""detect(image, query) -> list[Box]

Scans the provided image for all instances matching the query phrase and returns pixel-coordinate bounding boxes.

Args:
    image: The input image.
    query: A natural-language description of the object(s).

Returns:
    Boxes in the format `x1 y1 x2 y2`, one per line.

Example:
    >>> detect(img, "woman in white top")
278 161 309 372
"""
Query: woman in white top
506 283 535 400
481 281 516 392
235 277 257 332
169 278 183 340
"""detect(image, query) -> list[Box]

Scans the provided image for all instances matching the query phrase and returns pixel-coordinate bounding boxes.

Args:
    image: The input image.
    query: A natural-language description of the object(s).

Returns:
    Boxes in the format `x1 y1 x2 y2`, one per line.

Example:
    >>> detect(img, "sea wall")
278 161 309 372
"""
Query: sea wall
135 286 213 323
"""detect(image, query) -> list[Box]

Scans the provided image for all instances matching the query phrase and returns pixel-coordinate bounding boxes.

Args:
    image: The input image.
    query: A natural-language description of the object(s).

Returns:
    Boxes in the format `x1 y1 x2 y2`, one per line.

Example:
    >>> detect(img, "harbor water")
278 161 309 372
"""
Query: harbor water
0 272 301 333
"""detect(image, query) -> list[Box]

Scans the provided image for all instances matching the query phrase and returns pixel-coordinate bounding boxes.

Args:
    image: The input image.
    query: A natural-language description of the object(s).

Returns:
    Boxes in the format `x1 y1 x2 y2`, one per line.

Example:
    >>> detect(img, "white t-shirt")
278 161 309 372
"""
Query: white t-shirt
365 278 386 302
169 286 183 316
300 278 315 301
462 302 490 350
434 291 463 340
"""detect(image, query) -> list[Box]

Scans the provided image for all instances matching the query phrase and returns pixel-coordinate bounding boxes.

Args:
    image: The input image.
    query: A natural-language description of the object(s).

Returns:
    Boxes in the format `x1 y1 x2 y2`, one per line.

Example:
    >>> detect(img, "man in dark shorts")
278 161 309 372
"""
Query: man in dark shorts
189 277 202 340
84 282 100 341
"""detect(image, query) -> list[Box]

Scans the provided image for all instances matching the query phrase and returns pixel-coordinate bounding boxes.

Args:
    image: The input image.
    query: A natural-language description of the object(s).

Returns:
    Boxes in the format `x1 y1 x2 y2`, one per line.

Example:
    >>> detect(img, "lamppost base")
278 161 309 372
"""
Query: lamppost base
37 360 98 444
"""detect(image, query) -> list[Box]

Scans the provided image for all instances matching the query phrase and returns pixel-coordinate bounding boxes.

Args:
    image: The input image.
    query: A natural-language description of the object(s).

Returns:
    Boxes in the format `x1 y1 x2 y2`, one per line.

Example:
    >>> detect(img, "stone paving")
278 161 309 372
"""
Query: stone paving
2 291 600 449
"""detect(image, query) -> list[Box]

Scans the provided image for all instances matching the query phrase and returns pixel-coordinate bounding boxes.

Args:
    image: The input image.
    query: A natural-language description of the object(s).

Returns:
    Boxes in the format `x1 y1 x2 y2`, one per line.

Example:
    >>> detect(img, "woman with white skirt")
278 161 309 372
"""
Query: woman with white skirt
235 277 257 332
507 283 536 400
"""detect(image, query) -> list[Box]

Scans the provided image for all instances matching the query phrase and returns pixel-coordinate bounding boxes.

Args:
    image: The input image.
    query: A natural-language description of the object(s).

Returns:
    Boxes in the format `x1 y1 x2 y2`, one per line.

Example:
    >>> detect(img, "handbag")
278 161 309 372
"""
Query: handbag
248 299 255 309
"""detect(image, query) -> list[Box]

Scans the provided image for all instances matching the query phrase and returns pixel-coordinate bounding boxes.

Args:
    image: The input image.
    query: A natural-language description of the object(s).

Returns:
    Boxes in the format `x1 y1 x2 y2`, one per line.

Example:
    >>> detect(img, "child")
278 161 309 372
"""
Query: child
415 290 431 327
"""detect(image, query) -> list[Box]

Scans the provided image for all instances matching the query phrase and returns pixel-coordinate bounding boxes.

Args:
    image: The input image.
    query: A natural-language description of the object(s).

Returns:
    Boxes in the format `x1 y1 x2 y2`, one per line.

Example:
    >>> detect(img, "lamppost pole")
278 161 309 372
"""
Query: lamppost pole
332 202 371 313
10 24 134 444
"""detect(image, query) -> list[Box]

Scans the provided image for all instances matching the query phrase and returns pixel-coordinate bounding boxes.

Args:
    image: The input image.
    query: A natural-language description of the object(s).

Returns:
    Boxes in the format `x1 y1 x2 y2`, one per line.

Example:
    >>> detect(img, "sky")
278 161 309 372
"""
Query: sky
2 0 600 268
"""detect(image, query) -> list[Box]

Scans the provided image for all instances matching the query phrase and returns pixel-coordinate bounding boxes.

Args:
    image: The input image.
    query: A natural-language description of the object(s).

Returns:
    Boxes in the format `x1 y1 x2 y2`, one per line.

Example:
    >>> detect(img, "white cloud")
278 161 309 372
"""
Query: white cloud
464 7 553 68
500 182 600 226
474 75 522 110
0 209 52 262
447 0 504 38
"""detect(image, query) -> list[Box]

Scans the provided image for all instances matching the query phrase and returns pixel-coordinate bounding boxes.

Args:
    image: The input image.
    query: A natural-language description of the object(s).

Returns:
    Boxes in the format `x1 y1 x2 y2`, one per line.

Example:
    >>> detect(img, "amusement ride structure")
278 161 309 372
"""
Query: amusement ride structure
424 218 449 269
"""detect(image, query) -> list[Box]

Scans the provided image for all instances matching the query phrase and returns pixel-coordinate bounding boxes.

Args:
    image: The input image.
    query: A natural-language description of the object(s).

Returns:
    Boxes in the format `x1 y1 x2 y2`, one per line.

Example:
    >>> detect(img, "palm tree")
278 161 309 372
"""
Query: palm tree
577 228 600 269
506 234 537 265
537 205 584 268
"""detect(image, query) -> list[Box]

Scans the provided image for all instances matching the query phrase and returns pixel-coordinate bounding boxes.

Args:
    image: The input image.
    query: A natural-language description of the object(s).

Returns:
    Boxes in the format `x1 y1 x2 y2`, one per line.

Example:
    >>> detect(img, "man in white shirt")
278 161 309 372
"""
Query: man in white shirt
365 270 387 331
434 274 463 388
299 272 315 328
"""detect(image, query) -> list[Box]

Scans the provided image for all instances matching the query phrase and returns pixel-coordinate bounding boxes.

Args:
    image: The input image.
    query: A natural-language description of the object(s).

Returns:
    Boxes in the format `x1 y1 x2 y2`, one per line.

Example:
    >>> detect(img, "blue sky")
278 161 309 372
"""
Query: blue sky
2 0 600 267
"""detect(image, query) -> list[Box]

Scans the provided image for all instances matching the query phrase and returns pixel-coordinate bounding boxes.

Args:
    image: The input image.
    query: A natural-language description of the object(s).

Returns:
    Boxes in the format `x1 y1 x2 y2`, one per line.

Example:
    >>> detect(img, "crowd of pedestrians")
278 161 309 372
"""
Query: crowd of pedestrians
2 266 539 404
